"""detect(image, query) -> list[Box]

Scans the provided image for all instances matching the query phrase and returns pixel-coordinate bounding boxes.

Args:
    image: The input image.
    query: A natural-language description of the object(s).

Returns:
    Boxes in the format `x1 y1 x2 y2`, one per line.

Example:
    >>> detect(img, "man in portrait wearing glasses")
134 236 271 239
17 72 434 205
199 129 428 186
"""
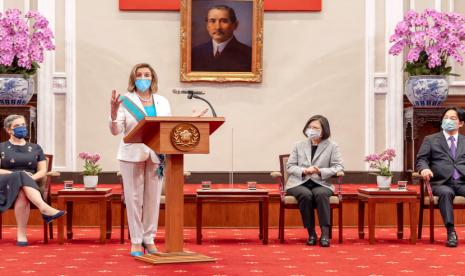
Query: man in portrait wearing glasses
191 5 252 72
417 107 465 247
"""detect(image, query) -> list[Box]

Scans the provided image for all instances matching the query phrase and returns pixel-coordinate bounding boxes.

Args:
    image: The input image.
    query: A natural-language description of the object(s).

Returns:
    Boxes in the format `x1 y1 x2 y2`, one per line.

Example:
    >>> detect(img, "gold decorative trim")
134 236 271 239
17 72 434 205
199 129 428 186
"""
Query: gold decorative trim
170 123 200 152
180 0 264 83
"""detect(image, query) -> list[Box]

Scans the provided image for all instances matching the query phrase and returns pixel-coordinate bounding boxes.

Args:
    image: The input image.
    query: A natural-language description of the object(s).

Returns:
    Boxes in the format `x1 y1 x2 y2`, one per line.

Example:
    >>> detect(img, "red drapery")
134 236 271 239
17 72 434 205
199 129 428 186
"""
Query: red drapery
119 0 322 12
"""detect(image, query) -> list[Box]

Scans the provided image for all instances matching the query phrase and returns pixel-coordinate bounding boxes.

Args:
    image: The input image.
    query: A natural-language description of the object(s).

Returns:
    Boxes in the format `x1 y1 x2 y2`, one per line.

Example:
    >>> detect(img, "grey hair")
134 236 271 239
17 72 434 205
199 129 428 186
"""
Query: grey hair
3 114 26 131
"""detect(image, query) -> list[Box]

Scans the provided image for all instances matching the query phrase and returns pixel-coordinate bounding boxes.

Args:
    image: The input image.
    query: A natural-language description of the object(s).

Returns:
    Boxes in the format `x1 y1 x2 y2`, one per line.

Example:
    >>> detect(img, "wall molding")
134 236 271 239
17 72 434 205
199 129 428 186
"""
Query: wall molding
65 0 77 170
37 0 55 155
385 0 404 170
364 0 376 168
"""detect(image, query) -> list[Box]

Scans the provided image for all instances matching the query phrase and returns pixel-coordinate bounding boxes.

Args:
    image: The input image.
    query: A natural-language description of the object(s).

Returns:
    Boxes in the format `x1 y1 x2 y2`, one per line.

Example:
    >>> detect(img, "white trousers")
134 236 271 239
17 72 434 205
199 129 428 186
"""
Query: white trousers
119 159 163 244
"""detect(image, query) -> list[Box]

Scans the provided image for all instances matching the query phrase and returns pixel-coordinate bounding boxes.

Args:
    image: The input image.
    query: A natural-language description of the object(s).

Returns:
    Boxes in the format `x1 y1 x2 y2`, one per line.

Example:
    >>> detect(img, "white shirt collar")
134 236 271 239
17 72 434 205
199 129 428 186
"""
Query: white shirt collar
443 130 459 143
212 37 234 55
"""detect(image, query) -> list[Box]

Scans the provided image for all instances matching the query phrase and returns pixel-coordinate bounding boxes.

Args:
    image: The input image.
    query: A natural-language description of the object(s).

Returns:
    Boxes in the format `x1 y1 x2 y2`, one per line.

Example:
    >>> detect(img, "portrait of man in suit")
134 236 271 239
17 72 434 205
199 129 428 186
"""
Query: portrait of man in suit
191 4 252 72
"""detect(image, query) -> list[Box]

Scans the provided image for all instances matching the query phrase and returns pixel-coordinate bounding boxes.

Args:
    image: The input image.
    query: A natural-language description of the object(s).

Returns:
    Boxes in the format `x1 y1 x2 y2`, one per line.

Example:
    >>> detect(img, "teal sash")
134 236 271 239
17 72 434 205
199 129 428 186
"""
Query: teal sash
120 95 165 177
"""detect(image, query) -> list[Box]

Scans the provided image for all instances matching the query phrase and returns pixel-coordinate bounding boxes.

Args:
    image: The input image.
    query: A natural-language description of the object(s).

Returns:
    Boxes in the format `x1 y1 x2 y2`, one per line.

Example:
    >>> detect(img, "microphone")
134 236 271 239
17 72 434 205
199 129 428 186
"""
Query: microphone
172 87 217 117
172 88 205 95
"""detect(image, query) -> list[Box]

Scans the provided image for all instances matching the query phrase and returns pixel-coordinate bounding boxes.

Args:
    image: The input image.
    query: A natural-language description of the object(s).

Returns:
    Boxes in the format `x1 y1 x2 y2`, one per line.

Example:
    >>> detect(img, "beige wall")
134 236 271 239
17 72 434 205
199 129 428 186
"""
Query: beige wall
75 0 365 172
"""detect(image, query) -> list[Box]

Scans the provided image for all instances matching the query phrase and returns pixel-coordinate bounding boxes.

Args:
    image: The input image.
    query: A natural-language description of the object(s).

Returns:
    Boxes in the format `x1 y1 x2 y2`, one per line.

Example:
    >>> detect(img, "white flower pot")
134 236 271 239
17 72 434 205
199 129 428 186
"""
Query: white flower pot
376 176 392 190
83 175 98 189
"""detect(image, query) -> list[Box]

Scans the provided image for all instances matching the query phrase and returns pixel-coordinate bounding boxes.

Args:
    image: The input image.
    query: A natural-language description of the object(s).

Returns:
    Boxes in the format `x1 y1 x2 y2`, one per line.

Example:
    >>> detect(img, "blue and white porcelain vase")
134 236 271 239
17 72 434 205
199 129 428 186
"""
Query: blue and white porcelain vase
405 75 448 106
0 74 34 105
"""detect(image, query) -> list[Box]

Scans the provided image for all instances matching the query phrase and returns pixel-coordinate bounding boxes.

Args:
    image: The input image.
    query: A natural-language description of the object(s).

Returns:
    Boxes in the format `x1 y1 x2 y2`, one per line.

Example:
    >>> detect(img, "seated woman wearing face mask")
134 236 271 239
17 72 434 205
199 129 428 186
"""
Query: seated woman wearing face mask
285 115 344 247
0 114 65 246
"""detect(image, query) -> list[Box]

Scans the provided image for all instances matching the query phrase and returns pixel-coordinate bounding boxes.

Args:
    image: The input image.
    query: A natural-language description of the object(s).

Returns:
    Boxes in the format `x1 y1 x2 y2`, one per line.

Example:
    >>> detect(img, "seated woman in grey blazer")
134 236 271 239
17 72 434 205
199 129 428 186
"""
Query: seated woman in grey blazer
286 115 344 247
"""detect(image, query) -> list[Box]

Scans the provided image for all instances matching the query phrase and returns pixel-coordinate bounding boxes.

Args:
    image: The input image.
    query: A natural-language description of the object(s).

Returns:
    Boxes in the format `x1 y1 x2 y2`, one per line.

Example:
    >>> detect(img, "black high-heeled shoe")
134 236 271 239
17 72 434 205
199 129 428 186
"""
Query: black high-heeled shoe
42 210 66 224
306 235 318 246
319 237 330 247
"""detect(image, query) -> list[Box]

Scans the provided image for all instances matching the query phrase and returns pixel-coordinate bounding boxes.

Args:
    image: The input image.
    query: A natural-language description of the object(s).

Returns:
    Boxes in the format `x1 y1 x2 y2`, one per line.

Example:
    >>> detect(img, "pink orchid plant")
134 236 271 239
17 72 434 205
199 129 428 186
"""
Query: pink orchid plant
364 149 396 177
79 152 102 176
389 9 465 76
0 9 55 77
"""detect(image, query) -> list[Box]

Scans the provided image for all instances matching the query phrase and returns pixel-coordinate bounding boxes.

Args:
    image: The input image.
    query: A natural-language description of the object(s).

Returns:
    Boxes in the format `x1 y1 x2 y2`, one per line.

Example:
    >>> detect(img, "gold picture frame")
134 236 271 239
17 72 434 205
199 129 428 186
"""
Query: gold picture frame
180 0 264 82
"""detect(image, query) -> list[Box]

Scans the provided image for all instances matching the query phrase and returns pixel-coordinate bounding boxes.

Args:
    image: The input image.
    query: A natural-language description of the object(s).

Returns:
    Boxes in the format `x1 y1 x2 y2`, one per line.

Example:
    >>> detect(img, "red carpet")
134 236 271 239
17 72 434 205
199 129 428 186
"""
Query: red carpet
1 226 464 275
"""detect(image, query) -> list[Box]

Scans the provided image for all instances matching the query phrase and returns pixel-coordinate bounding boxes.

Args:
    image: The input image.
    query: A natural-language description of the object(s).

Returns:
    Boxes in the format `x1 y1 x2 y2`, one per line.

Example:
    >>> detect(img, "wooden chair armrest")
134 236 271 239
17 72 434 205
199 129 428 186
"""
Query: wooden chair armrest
46 171 60 177
270 171 282 179
425 178 434 200
411 172 422 180
334 171 344 200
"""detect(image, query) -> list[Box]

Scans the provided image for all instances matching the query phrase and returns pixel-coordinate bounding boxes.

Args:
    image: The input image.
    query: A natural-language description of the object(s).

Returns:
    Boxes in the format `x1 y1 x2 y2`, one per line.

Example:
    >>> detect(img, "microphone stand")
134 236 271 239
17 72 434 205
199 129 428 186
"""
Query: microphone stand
187 91 217 117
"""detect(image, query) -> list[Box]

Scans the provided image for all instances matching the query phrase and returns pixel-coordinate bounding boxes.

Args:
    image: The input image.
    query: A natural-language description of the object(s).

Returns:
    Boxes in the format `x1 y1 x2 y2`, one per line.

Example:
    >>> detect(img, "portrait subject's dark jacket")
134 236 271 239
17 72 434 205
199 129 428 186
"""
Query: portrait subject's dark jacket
191 36 252 72
416 132 465 185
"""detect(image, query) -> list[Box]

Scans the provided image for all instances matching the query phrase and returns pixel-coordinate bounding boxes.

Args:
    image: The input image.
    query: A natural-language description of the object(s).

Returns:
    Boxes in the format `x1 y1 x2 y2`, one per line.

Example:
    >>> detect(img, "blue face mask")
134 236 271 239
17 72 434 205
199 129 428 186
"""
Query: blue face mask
135 79 151 92
12 126 28 139
442 119 457 132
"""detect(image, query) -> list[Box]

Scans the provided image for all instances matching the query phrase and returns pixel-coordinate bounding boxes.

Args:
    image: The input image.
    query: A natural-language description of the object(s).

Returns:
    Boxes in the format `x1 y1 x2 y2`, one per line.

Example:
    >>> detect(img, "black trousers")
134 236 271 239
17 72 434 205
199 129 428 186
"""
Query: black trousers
286 179 333 229
432 180 465 227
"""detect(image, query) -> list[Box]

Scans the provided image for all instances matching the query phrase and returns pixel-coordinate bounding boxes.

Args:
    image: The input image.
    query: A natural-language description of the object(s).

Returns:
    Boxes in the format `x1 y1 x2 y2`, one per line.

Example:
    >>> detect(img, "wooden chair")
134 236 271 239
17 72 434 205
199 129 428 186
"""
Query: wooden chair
271 154 344 244
413 172 465 243
117 171 191 244
0 154 60 243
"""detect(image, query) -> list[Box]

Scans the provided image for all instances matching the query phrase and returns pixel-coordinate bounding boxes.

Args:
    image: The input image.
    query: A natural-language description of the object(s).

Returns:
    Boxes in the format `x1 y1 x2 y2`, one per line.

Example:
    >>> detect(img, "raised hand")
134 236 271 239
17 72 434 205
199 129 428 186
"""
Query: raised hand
111 89 122 121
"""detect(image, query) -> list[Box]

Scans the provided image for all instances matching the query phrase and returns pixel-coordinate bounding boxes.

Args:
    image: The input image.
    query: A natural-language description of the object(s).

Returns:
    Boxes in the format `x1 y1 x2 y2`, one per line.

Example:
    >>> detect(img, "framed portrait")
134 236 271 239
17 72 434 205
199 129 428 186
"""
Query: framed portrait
180 0 264 82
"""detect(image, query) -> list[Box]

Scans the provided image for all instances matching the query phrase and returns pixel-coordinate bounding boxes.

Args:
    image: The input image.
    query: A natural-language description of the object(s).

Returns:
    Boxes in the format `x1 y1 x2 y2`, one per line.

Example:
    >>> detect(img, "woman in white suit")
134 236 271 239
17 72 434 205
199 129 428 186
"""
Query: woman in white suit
286 115 344 247
109 63 171 256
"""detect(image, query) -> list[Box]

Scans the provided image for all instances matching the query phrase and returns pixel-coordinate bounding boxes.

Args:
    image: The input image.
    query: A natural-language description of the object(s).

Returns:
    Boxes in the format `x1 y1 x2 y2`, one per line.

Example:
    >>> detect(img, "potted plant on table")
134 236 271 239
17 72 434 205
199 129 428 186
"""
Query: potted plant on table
79 152 102 189
365 149 396 190
0 9 55 105
389 9 465 106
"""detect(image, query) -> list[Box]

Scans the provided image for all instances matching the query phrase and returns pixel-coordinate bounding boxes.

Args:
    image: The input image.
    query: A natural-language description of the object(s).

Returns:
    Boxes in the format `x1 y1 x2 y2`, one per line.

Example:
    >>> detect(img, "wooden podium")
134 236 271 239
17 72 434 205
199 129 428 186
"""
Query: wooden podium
123 116 225 264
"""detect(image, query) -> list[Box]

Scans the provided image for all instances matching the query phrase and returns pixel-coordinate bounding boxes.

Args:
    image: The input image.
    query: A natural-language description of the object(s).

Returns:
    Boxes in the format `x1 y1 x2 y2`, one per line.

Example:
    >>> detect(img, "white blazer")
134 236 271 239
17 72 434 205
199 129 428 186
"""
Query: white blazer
109 92 172 163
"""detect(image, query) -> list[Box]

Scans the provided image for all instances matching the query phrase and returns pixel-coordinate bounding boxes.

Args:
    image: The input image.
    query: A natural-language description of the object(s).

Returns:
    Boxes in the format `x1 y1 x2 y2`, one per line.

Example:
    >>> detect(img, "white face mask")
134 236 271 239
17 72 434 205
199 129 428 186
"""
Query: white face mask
305 128 321 139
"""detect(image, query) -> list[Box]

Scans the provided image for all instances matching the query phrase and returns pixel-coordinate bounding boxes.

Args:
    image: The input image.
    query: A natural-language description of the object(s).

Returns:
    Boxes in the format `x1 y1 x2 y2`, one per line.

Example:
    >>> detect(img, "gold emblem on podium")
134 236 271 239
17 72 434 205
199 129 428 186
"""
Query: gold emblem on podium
171 123 200 151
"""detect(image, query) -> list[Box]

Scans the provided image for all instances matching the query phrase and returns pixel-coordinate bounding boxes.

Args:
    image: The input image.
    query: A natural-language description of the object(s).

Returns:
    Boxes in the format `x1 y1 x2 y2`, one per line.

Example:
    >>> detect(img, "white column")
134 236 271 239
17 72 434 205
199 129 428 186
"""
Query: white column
65 0 76 170
37 0 55 155
365 0 376 168
385 0 404 170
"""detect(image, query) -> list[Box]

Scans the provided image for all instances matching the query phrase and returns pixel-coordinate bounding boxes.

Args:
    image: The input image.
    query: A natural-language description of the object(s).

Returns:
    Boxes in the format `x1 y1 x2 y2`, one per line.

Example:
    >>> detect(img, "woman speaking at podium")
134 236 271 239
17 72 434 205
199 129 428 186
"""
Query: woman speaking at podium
109 63 171 256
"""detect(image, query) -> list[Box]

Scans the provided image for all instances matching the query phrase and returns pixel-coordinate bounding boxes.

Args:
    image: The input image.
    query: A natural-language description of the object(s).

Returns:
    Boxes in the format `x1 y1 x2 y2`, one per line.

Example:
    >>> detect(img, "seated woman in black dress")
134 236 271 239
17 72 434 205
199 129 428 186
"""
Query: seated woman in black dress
0 114 65 246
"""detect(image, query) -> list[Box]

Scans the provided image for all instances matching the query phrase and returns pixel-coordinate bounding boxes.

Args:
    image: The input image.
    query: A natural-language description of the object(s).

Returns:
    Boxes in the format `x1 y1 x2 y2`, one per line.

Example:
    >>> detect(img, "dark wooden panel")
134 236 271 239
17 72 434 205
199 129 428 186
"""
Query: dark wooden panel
2 198 464 228
0 105 36 143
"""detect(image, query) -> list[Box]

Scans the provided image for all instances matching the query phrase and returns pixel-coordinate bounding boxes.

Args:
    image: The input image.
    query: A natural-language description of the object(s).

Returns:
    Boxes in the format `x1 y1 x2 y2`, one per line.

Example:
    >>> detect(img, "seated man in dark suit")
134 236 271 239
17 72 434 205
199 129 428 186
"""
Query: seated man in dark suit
417 107 465 247
191 5 252 72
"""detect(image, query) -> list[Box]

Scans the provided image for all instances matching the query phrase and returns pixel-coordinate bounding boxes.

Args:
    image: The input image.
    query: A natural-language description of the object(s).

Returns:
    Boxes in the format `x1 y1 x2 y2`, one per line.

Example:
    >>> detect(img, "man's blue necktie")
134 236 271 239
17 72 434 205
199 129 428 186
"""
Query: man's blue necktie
449 136 461 180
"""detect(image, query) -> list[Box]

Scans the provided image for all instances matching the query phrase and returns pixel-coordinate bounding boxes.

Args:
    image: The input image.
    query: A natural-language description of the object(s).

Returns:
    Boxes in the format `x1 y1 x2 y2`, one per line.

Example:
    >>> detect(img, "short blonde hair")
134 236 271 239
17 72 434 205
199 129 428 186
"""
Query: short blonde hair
127 63 158 93
3 114 26 132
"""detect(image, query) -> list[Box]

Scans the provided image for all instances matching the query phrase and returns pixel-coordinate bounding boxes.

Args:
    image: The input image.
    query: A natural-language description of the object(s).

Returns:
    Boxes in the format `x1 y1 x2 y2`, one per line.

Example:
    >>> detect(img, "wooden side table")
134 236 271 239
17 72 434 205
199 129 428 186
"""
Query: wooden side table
358 188 418 244
196 189 269 245
57 188 112 244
